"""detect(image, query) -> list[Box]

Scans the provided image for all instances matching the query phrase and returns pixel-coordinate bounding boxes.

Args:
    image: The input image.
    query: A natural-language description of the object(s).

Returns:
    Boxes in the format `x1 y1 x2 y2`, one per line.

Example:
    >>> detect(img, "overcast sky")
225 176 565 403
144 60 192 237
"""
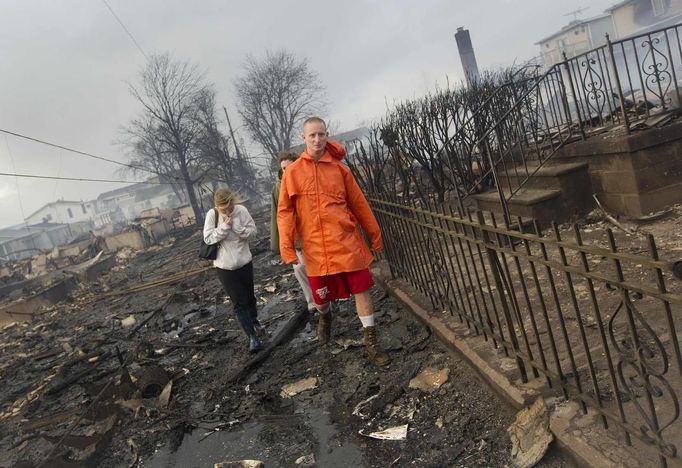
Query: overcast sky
0 0 617 229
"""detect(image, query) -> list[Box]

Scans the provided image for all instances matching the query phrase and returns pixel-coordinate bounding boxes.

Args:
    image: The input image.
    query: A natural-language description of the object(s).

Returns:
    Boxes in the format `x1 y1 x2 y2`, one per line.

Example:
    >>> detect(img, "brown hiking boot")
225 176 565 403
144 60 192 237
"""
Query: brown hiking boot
364 326 390 367
317 312 332 345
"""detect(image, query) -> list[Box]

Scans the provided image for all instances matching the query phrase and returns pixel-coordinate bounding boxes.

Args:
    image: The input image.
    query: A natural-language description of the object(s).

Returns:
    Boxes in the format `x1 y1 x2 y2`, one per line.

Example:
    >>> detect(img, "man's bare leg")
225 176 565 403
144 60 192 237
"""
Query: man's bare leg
355 290 373 318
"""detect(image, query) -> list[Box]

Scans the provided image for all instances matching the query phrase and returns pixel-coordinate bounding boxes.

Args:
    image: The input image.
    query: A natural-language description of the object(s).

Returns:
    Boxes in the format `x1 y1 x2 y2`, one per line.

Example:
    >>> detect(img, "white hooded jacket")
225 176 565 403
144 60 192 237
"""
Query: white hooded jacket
202 204 257 270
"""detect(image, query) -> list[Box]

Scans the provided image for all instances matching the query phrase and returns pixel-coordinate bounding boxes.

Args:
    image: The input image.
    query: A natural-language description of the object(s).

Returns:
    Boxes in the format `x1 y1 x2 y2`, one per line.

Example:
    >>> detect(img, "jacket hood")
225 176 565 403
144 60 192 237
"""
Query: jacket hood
326 140 346 161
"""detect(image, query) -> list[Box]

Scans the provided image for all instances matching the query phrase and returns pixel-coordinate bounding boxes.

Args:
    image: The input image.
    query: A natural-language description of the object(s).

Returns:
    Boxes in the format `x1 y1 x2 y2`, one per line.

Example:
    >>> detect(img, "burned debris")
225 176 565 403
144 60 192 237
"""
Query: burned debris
0 206 529 467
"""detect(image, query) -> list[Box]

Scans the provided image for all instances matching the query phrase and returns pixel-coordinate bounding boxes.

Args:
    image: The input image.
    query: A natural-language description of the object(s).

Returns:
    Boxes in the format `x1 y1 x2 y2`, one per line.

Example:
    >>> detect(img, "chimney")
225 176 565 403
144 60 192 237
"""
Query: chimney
455 27 480 86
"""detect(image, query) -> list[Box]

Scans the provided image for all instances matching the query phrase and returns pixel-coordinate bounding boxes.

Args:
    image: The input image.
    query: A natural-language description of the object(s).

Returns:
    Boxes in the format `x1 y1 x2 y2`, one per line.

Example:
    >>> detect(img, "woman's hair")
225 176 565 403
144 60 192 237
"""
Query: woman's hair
214 188 242 207
277 150 298 164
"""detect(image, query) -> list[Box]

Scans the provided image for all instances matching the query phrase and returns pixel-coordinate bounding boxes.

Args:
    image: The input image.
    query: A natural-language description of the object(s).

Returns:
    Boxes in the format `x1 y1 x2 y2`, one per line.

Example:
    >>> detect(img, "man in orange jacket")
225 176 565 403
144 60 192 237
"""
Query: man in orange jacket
277 117 390 367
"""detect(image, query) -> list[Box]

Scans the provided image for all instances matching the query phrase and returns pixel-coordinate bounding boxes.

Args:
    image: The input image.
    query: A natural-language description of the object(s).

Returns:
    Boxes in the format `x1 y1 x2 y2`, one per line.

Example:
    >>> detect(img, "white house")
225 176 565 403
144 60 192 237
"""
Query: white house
24 200 97 226
537 0 682 67
536 14 615 67
607 0 682 39
95 177 183 225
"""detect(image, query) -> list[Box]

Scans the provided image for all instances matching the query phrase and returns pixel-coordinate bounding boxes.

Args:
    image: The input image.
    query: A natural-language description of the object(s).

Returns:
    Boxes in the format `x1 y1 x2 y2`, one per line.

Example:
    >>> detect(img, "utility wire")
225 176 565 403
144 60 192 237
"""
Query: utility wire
0 128 184 183
101 0 148 60
0 171 172 185
0 128 144 172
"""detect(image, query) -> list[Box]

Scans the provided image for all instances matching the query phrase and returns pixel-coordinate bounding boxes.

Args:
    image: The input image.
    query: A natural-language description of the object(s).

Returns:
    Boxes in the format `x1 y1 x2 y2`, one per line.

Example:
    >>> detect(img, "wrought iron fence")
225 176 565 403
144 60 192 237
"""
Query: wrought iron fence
565 25 682 132
370 193 682 467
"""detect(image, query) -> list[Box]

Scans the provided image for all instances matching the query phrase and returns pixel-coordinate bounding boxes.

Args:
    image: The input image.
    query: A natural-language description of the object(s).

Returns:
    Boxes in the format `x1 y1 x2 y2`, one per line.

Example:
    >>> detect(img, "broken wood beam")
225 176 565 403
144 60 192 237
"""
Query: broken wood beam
229 308 308 382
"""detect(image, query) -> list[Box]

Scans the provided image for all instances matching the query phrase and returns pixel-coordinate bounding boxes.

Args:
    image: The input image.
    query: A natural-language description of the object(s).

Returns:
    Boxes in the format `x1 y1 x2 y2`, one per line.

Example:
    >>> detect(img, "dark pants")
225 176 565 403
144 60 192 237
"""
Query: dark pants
216 262 258 338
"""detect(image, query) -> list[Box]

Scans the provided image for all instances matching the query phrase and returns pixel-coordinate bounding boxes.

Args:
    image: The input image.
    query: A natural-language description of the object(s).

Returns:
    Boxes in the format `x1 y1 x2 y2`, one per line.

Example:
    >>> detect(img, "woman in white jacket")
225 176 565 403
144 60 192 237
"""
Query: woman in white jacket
203 188 262 352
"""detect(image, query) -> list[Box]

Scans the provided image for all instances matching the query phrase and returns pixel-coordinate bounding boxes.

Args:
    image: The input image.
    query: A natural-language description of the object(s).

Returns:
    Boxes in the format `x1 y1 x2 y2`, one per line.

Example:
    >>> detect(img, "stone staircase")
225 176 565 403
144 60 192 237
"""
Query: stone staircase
472 160 594 224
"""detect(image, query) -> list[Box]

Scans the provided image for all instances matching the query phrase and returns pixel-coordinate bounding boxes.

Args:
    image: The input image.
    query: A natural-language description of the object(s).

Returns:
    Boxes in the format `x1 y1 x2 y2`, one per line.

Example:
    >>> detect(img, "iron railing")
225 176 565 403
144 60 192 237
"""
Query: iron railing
370 194 682 466
566 25 682 131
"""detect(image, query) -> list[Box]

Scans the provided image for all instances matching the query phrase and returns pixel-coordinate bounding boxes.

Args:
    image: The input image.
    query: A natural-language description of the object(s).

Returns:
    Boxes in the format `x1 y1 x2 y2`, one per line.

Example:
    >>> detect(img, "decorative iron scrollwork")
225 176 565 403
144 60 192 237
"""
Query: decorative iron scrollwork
641 37 672 108
608 297 679 458
578 54 607 118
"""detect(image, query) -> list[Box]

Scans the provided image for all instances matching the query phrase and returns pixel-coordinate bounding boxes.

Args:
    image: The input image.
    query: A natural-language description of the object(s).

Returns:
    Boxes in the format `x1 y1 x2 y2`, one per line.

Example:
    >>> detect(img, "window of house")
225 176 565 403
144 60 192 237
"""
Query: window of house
67 208 73 218
45 214 52 222
652 0 667 16
81 204 87 214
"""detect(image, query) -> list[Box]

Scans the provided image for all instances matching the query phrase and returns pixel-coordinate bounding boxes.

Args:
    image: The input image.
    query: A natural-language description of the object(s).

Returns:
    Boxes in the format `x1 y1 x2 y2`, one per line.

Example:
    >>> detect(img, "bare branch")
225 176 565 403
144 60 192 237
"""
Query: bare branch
234 50 326 169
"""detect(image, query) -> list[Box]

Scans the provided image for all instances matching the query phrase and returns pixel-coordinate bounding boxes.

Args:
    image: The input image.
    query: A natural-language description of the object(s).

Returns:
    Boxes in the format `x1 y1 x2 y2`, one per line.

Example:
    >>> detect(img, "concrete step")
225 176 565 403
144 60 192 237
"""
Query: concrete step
497 161 590 191
473 188 564 223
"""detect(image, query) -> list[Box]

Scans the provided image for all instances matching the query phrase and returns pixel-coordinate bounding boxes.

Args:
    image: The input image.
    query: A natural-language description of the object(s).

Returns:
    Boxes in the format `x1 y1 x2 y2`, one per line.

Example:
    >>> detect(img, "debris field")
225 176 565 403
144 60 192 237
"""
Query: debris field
0 207 572 467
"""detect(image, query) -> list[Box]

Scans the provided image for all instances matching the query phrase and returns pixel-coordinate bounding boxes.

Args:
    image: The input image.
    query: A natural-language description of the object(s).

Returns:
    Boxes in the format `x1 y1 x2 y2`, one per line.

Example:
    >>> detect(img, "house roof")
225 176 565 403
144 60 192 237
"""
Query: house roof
96 175 167 201
605 0 636 13
97 181 150 201
535 13 612 44
332 127 371 143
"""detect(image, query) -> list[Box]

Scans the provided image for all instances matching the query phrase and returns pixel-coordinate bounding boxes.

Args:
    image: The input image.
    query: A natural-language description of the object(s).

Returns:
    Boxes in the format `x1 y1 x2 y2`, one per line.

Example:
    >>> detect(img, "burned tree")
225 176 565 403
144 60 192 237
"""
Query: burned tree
234 50 325 169
125 53 209 225
122 117 188 206
193 90 259 200
371 68 535 205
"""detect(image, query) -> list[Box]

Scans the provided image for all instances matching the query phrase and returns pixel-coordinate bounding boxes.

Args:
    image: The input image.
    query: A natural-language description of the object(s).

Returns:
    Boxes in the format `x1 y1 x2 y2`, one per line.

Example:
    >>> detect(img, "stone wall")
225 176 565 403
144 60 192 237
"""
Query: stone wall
554 120 682 218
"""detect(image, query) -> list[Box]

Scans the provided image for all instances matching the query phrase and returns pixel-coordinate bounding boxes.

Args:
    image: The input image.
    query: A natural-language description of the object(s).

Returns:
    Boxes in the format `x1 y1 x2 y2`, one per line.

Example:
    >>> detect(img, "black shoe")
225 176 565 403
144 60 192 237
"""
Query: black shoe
249 335 263 353
253 320 266 338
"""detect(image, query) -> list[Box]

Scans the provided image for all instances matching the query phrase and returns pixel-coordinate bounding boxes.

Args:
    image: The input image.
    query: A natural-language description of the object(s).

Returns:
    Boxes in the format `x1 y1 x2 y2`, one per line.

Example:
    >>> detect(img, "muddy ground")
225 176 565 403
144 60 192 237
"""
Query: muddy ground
0 207 572 467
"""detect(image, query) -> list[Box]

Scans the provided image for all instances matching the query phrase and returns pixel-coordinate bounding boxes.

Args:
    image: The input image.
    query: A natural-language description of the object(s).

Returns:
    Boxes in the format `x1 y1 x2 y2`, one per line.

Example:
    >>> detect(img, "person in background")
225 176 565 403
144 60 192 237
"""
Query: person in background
270 150 317 313
277 117 390 367
203 188 262 352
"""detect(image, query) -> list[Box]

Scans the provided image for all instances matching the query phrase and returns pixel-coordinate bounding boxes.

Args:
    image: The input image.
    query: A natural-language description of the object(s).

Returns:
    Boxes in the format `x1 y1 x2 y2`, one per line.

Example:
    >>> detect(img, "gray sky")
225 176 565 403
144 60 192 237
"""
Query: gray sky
0 0 616 228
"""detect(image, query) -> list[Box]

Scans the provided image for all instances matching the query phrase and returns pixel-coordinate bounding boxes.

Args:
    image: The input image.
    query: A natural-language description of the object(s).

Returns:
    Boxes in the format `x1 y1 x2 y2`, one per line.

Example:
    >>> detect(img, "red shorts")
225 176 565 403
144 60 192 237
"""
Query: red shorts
307 269 375 305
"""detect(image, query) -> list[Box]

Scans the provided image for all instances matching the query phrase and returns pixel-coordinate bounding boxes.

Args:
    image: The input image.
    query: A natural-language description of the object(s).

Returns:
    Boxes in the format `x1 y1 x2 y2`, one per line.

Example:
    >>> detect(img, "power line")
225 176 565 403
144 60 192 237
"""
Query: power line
0 128 183 183
101 0 148 60
0 171 172 185
0 128 142 171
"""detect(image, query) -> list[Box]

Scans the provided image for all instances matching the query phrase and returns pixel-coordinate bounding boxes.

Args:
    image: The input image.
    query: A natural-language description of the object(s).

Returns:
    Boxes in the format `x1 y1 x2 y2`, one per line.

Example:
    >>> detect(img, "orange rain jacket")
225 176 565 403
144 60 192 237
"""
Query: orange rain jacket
277 140 383 276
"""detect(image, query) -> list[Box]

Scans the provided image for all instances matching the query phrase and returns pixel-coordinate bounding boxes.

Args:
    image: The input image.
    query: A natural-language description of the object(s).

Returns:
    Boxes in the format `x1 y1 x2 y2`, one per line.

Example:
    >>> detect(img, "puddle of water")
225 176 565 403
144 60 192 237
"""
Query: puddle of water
144 421 269 468
302 406 364 467
143 403 364 468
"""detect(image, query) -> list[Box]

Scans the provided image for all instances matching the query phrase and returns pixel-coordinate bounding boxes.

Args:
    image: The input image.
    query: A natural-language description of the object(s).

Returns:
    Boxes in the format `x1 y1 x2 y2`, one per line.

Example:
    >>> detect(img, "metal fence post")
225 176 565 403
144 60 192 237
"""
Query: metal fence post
560 55 586 140
606 33 631 134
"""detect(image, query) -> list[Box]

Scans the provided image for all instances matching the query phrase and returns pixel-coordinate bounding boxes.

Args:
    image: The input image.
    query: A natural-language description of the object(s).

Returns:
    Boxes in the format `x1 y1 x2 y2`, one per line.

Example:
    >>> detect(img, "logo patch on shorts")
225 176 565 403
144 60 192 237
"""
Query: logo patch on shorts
316 286 329 299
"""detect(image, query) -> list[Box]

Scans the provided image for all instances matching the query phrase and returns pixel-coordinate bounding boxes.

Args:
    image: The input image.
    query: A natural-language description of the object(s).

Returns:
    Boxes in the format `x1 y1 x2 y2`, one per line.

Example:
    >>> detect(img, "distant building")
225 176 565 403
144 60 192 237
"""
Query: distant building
332 127 371 159
24 200 97 226
536 1 682 67
0 176 188 261
95 176 182 225
0 222 89 262
536 14 615 67
607 0 682 38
